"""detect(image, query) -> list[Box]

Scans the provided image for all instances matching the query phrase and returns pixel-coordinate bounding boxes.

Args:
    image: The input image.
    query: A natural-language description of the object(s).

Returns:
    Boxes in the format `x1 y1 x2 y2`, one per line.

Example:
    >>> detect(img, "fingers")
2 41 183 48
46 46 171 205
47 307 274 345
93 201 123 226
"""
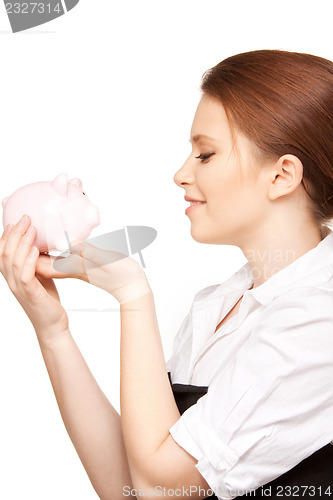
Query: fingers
50 252 86 276
35 253 77 279
0 215 39 292
70 240 128 267
1 215 31 287
34 244 88 279
0 224 14 283
20 238 39 288
0 223 13 256
34 238 131 279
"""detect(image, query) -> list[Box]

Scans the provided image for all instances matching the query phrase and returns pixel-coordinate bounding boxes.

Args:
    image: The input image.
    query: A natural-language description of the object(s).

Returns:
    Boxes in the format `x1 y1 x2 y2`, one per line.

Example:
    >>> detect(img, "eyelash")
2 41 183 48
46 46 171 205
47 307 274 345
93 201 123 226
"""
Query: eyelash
195 153 215 163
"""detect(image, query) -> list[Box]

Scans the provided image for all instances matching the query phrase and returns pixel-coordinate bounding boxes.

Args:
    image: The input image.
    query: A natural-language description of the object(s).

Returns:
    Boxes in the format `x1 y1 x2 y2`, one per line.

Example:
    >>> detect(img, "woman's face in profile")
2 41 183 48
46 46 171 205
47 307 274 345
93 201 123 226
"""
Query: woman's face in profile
174 93 268 246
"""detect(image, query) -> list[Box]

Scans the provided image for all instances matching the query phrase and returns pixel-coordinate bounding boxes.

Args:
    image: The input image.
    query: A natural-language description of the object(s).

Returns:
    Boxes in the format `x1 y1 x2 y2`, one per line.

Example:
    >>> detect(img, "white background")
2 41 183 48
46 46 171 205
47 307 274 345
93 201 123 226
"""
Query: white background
0 1 332 498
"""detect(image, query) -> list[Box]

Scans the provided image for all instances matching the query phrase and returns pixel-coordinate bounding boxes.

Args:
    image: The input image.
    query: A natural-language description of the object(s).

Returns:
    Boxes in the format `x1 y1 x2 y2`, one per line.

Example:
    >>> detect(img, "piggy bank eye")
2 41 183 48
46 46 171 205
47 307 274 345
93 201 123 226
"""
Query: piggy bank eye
83 192 86 195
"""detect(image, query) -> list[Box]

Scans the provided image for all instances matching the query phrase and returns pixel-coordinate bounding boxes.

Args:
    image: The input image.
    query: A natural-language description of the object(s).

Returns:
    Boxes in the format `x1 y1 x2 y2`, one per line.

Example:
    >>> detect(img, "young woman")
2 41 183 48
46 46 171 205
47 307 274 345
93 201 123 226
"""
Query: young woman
1 49 333 500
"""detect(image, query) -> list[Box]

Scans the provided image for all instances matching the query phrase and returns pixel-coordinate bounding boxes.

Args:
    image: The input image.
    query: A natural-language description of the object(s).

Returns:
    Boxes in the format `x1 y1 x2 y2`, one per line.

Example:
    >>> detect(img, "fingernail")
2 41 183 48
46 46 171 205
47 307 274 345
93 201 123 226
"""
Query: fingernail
26 225 35 236
18 214 29 226
4 224 13 236
29 246 38 259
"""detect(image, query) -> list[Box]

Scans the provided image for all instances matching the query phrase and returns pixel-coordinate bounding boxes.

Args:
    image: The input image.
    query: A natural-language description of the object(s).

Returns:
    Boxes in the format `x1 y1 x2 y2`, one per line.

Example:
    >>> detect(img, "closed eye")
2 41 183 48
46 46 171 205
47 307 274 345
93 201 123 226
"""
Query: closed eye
195 152 215 163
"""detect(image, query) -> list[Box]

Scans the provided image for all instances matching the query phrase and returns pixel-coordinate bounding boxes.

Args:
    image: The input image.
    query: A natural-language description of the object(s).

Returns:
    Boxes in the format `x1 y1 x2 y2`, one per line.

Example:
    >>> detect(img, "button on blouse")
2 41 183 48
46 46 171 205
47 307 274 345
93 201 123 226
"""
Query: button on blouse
166 231 333 499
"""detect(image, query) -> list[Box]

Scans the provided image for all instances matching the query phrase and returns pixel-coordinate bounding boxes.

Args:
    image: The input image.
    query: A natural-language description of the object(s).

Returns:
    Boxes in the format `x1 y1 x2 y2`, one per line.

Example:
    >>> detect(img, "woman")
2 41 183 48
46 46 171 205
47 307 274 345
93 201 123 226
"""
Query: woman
1 49 333 500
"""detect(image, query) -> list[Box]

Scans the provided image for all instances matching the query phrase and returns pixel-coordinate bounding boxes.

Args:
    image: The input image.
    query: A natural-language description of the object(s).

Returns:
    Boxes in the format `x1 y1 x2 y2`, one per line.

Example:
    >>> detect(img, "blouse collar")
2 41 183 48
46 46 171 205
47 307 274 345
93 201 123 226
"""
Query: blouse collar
193 230 333 308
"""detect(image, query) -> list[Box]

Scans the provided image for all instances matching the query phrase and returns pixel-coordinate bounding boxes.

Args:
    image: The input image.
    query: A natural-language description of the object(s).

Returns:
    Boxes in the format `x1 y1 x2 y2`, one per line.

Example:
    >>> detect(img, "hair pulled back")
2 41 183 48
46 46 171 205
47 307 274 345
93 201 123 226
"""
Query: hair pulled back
200 49 333 233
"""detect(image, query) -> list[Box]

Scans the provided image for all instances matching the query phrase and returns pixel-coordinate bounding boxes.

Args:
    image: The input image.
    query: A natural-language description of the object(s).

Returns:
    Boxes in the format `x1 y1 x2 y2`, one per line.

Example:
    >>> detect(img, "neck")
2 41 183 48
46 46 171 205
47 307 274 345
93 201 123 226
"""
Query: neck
240 222 323 289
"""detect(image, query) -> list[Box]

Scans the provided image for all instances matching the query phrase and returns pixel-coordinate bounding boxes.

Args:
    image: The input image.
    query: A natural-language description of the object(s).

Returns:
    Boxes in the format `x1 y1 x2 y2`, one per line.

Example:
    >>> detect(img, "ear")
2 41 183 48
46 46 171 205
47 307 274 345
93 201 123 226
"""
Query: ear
268 154 303 201
69 177 82 187
52 173 69 197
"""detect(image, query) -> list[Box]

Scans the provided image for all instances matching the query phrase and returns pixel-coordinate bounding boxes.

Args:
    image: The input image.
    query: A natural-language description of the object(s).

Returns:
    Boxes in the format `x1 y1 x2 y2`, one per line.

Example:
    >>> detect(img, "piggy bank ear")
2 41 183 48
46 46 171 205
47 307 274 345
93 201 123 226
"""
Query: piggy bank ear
69 178 83 188
52 173 69 197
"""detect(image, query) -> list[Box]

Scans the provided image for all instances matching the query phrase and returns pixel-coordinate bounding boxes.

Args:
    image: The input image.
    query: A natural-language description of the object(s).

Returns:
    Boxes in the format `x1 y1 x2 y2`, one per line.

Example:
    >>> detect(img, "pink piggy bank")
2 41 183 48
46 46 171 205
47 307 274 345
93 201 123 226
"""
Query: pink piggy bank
2 173 100 252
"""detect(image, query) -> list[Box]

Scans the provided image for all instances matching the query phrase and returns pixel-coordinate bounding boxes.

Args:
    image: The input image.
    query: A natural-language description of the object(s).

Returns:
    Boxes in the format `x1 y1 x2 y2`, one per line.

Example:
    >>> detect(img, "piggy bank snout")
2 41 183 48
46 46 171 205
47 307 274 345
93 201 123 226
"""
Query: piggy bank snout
87 205 100 227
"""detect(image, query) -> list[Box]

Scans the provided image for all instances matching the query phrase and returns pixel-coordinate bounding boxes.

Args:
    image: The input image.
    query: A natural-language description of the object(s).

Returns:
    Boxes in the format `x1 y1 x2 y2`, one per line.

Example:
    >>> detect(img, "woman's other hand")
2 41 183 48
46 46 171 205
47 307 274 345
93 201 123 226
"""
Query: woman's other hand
35 239 151 304
0 215 69 337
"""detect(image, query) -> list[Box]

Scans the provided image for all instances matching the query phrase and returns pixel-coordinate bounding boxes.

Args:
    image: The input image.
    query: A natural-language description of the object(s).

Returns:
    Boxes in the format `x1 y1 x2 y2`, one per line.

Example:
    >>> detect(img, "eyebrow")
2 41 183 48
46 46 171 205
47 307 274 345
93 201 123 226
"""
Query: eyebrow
189 134 218 143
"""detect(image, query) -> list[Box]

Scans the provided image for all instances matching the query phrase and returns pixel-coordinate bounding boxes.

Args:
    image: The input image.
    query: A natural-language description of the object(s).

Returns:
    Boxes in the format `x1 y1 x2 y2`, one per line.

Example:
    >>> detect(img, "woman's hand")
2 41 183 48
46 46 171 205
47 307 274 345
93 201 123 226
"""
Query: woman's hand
35 239 151 304
0 215 69 337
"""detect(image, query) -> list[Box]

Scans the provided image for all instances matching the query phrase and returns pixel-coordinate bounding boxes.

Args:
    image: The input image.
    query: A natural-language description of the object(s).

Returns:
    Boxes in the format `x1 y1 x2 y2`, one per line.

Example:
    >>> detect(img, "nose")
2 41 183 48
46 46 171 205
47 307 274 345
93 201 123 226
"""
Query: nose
173 156 194 189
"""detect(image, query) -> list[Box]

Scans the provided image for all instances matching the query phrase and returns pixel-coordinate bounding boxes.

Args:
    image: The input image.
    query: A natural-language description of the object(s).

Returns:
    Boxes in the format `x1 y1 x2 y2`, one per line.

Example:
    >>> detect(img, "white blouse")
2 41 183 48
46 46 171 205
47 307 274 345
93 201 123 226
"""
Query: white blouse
166 230 333 499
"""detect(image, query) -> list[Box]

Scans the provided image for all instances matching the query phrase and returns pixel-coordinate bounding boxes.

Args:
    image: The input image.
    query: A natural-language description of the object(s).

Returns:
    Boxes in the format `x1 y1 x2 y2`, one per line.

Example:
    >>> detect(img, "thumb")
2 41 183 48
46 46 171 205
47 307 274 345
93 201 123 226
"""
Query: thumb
36 251 86 277
35 273 61 301
52 252 86 275
69 240 129 269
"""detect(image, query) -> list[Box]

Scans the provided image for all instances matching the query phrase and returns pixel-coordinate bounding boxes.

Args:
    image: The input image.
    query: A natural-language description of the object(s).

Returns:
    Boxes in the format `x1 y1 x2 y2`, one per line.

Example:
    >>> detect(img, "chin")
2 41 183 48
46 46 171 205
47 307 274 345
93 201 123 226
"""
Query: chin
190 226 234 245
190 227 215 244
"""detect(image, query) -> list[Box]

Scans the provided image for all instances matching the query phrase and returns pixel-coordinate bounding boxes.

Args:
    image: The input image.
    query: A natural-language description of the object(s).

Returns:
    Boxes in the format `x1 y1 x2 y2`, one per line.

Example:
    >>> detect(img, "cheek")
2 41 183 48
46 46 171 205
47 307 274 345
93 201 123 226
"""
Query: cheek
203 171 242 207
205 174 258 226
197 167 229 196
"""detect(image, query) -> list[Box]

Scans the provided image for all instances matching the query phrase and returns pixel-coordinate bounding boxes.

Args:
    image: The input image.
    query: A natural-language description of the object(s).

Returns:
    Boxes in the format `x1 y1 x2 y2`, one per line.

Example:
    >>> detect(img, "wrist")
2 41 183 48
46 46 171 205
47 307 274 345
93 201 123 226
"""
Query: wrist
115 273 151 305
35 325 71 349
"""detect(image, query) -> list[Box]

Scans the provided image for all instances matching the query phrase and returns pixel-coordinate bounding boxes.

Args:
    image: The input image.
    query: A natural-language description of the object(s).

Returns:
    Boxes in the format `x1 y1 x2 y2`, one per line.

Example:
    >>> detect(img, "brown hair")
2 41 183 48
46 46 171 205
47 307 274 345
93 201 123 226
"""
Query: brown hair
200 49 333 233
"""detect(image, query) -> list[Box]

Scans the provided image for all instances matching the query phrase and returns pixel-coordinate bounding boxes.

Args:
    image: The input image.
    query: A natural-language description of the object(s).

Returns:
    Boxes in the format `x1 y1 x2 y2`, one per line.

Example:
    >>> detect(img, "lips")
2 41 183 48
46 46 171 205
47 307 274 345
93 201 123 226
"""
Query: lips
185 202 206 216
184 196 206 203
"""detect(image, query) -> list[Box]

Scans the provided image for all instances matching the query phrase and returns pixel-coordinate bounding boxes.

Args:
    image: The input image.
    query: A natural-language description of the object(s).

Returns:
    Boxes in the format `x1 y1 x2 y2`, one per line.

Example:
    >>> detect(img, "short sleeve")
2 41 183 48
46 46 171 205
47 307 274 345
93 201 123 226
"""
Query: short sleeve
168 288 333 500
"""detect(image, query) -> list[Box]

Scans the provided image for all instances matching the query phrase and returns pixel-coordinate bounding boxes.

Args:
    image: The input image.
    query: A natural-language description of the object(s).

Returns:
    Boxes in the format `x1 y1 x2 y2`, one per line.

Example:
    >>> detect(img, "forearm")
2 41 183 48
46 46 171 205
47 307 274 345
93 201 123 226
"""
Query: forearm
35 328 134 500
120 291 181 488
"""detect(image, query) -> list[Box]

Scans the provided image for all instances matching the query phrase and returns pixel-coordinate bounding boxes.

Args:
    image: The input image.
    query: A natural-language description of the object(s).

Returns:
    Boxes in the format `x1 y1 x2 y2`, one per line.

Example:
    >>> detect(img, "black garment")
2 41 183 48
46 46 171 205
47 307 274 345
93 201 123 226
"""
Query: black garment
167 372 333 500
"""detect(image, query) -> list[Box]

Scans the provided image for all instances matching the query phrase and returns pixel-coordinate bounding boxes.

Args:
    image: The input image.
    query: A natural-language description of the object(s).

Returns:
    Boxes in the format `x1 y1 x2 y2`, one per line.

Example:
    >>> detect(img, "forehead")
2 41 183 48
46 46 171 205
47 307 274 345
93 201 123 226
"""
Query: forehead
190 94 232 144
